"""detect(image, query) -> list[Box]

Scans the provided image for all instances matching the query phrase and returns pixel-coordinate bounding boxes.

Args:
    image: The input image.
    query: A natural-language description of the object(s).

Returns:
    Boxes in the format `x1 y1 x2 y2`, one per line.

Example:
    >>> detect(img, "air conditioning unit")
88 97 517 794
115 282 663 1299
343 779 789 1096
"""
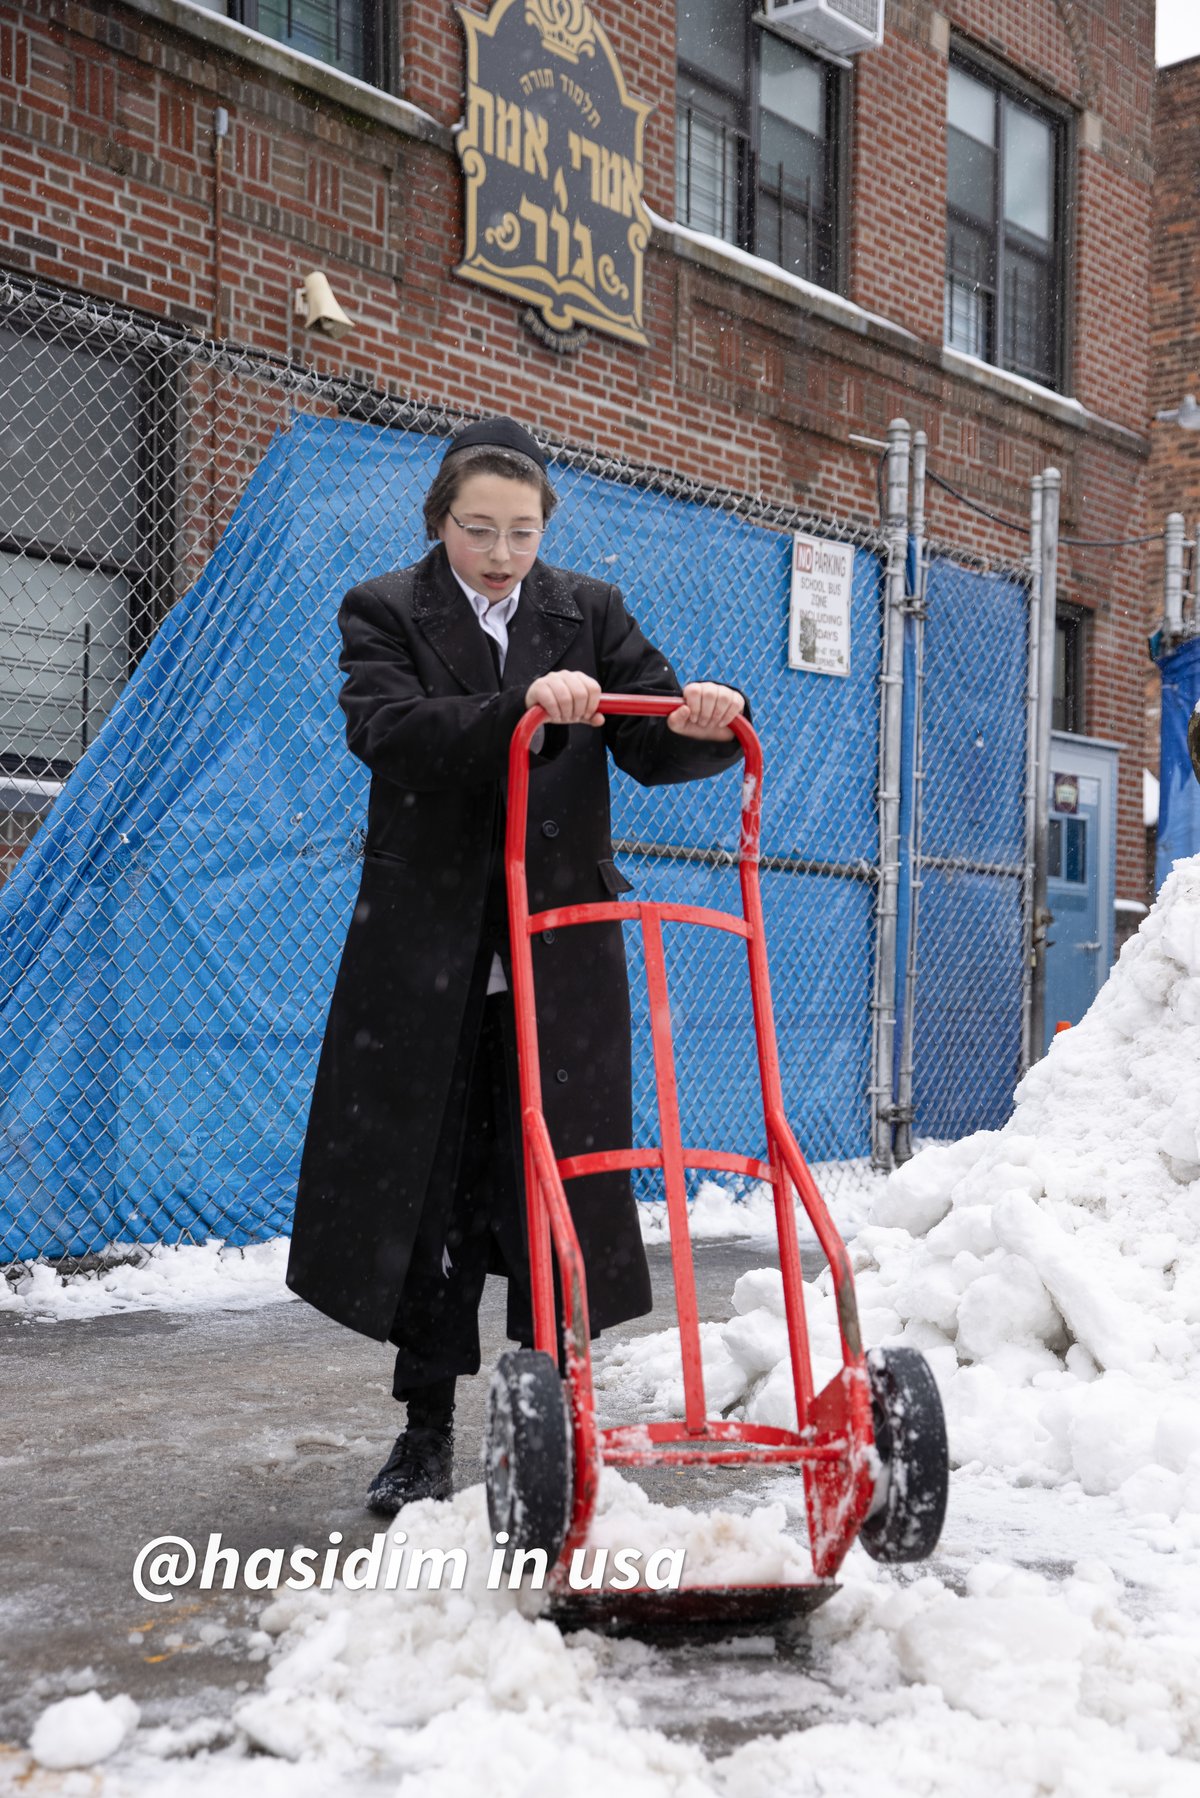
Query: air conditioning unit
756 0 885 57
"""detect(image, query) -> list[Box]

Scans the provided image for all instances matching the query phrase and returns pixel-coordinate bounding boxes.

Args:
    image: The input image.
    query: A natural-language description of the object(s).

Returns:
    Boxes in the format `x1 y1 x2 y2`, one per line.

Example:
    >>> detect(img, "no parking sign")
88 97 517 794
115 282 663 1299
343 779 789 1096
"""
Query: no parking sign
788 533 854 677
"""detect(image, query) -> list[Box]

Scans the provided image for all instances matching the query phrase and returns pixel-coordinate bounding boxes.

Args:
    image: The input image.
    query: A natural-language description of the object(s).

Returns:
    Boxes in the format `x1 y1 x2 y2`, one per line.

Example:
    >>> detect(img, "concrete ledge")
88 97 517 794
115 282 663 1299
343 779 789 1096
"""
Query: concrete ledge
112 0 454 150
651 214 919 359
940 348 1144 448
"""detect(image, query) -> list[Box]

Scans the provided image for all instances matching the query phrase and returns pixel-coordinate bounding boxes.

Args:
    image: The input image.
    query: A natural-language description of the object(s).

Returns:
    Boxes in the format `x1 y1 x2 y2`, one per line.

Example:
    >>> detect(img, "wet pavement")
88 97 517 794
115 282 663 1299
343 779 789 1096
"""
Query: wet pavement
0 1239 818 1745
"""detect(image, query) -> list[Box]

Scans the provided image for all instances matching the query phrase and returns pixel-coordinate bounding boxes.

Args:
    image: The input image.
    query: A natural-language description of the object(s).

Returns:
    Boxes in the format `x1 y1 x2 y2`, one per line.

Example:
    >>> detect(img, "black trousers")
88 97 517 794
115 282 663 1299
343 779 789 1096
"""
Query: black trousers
388 972 531 1398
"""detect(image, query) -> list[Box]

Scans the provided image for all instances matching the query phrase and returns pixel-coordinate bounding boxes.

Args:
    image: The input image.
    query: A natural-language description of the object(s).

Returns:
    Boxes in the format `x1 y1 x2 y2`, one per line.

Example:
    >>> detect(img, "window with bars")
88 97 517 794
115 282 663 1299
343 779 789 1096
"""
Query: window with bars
0 316 176 883
192 0 391 88
945 59 1066 391
675 1 840 290
1053 606 1085 734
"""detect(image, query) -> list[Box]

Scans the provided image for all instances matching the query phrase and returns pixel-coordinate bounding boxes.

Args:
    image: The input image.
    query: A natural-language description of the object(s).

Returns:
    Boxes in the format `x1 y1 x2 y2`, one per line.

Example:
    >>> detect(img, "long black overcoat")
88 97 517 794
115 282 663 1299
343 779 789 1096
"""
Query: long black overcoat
287 544 743 1342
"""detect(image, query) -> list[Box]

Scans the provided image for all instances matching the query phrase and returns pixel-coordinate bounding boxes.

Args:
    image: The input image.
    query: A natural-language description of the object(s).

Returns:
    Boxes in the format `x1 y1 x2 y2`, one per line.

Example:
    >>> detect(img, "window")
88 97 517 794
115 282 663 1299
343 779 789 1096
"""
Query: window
192 0 391 88
945 60 1065 390
675 2 841 290
0 318 175 878
1053 606 1085 734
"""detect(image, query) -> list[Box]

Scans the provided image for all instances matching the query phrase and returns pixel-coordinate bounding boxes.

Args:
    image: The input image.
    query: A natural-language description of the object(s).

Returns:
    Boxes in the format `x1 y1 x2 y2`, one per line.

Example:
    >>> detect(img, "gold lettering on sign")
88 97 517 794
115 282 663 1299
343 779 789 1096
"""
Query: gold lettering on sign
567 130 641 217
456 0 651 345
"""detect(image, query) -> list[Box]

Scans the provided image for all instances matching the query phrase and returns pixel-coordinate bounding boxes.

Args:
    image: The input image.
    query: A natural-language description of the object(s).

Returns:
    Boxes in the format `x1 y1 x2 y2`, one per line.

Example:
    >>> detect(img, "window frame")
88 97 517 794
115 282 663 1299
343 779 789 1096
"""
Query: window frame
675 6 846 294
221 0 395 92
0 307 179 782
1052 604 1086 736
944 42 1073 394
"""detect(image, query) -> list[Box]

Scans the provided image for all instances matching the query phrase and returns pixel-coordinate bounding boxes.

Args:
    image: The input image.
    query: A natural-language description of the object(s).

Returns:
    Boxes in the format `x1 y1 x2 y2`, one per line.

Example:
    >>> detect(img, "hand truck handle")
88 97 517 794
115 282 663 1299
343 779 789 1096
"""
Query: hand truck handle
510 690 760 770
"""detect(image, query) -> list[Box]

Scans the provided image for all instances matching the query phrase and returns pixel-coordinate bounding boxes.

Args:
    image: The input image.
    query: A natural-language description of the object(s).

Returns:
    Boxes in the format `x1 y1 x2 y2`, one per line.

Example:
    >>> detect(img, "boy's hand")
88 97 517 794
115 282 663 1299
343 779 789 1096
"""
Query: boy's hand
666 682 745 741
525 671 605 727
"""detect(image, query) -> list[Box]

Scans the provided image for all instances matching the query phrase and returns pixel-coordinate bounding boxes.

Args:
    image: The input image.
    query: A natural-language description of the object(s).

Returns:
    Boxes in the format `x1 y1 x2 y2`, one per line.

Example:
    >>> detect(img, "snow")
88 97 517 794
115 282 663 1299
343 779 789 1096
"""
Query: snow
940 347 1087 415
1146 766 1161 828
28 1690 139 1769
14 1473 1200 1795
637 1165 890 1247
613 855 1200 1525
0 1238 297 1321
0 1166 888 1325
647 209 917 343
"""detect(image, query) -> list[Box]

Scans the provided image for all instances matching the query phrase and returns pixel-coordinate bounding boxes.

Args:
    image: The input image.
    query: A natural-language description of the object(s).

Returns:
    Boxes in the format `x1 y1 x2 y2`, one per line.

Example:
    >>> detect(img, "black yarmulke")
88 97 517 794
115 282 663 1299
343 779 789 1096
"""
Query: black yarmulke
442 416 547 470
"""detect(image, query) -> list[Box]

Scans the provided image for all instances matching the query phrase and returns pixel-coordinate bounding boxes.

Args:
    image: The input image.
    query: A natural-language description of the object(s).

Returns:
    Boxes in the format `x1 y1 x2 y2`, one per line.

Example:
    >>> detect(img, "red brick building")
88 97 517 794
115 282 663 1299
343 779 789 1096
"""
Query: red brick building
0 0 1158 923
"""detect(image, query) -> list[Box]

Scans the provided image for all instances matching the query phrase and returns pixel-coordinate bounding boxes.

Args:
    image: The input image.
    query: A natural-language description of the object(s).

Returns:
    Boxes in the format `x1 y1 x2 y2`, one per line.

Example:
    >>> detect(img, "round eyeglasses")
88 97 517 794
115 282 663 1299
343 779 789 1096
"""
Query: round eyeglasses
447 511 543 554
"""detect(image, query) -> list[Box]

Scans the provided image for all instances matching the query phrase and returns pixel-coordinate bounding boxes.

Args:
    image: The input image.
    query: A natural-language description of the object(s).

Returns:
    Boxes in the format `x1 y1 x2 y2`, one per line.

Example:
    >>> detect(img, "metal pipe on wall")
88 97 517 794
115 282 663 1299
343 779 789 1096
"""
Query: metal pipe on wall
870 416 910 1169
212 106 229 340
1164 512 1186 636
1028 468 1061 1058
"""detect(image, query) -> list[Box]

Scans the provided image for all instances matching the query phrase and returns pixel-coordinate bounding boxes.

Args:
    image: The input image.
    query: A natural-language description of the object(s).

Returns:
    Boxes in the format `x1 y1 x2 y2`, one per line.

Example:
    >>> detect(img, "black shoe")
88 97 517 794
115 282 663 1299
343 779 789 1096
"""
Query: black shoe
365 1425 454 1516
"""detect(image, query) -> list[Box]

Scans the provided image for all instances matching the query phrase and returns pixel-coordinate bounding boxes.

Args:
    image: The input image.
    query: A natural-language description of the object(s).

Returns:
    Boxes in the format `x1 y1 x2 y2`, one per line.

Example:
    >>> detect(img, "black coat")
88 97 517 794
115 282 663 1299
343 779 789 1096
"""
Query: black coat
287 544 743 1342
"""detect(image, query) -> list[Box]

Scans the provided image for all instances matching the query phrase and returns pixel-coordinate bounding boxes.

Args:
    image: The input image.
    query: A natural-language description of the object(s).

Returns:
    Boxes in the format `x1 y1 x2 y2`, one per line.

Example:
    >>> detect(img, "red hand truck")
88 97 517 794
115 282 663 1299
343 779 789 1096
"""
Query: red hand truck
484 695 948 1628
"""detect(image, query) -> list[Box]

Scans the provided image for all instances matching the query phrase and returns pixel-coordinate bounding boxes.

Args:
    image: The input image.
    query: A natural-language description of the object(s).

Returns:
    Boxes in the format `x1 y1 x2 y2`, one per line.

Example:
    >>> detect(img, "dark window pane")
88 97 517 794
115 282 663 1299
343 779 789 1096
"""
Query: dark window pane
678 0 745 93
947 126 995 224
0 329 141 563
759 34 824 135
1047 817 1063 879
759 114 824 201
677 69 739 127
253 0 367 81
944 219 993 358
948 65 995 144
1065 818 1086 884
0 552 128 764
1003 242 1054 382
1003 102 1053 241
676 103 743 241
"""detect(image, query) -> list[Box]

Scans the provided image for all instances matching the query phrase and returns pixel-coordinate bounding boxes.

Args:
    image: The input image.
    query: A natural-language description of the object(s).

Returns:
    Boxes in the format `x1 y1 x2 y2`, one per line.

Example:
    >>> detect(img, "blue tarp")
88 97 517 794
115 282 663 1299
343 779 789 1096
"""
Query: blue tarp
1154 635 1200 892
0 416 884 1258
909 558 1028 1137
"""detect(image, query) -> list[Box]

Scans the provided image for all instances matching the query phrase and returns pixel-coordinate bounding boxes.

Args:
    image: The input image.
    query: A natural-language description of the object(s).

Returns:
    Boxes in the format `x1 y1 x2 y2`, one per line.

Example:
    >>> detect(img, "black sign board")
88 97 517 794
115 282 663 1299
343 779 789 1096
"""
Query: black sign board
456 0 652 346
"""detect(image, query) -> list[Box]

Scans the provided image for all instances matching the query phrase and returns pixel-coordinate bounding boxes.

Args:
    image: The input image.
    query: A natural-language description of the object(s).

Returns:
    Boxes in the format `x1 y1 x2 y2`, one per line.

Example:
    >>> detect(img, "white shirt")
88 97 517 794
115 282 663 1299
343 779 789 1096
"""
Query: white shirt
451 570 523 994
451 568 521 672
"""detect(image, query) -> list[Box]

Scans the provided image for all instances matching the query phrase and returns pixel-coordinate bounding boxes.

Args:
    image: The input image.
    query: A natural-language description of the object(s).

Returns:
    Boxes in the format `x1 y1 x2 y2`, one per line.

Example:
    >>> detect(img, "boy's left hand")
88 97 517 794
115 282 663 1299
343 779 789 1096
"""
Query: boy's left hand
666 682 746 742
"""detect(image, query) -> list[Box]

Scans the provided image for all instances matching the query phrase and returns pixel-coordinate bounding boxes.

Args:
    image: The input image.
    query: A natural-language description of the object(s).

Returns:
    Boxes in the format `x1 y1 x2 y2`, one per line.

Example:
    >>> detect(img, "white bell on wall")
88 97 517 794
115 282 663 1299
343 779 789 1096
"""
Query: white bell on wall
294 271 354 340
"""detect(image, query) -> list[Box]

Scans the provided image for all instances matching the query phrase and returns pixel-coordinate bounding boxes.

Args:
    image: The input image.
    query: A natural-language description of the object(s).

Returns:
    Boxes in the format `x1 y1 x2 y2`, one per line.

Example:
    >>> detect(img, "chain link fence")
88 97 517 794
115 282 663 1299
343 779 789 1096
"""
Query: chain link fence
0 276 1037 1265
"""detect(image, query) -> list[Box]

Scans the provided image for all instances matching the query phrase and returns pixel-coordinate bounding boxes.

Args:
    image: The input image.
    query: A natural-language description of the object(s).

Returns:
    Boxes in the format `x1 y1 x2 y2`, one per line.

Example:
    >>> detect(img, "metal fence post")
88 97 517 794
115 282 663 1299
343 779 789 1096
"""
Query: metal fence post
871 417 910 1169
1021 475 1043 1074
1164 512 1186 637
1028 467 1060 1059
894 428 927 1165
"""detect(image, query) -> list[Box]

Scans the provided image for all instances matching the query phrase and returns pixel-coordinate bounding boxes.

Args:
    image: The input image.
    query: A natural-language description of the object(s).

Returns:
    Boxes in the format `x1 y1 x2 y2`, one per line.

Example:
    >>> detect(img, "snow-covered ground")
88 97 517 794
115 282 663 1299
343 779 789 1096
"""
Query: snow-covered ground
0 1161 885 1325
10 859 1200 1791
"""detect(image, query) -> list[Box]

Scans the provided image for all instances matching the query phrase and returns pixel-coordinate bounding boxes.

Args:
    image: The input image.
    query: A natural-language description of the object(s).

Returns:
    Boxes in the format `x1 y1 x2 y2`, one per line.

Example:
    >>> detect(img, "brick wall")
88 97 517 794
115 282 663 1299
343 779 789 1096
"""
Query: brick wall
0 0 1155 901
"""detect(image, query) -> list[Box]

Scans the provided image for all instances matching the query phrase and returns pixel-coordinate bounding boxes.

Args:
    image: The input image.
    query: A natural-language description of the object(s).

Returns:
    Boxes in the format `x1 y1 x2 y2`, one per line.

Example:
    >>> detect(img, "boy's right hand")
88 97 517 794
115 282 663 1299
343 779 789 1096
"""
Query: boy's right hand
525 672 605 727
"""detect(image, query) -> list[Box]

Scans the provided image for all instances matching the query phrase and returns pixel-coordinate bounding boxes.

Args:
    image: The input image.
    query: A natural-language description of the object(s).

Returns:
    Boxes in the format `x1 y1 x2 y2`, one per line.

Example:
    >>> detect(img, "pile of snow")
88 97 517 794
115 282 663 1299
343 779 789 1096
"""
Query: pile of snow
16 1482 1200 1795
0 1237 296 1322
611 859 1200 1523
29 1690 139 1769
637 1164 888 1246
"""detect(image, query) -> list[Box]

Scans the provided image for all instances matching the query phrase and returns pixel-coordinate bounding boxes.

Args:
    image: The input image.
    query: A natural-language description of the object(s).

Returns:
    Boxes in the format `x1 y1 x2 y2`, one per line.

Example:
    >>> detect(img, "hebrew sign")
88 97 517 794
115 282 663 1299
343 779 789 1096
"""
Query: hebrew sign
455 0 652 345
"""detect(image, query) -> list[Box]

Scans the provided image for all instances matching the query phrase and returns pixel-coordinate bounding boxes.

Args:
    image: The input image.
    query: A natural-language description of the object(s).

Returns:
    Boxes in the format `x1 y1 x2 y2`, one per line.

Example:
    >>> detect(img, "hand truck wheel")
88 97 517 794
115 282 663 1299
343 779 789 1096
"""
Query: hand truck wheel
484 1348 574 1571
859 1347 949 1564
